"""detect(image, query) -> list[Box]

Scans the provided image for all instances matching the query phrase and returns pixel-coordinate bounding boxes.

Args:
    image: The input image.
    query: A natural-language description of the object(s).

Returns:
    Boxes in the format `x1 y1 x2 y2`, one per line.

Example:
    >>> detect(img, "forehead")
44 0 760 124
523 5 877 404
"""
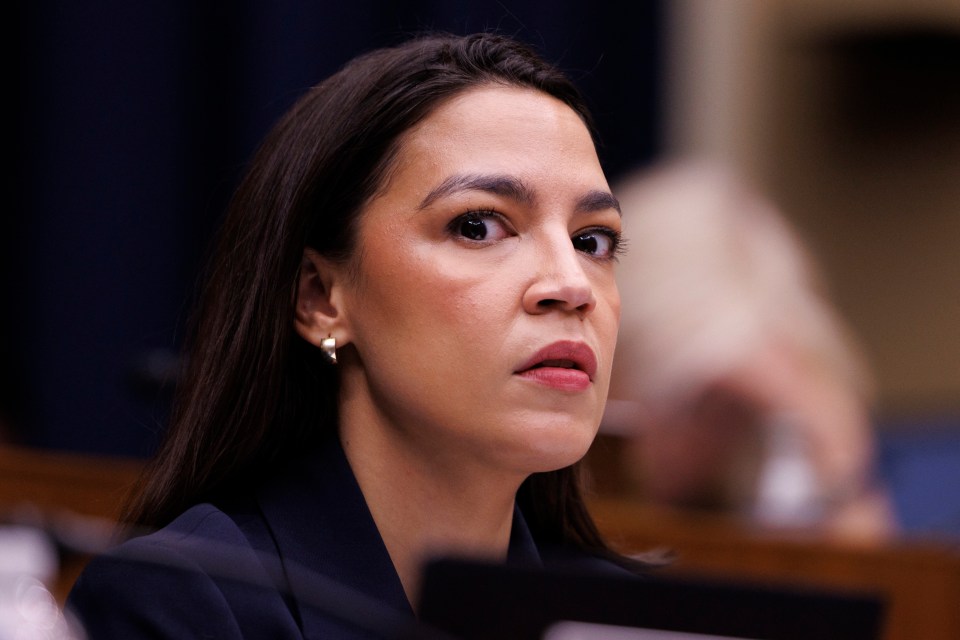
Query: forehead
422 83 585 124
409 84 590 148
383 85 605 197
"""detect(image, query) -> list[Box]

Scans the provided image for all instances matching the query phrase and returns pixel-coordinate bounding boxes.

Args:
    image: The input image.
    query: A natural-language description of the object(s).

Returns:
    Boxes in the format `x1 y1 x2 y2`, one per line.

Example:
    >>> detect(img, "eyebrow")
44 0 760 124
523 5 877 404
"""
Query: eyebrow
418 173 533 209
418 172 621 216
577 190 621 216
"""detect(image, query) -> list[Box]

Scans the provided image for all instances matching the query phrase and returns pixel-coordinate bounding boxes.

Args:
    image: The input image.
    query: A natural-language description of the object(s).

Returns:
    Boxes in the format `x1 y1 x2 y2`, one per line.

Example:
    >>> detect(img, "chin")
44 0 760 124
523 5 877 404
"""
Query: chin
515 424 598 474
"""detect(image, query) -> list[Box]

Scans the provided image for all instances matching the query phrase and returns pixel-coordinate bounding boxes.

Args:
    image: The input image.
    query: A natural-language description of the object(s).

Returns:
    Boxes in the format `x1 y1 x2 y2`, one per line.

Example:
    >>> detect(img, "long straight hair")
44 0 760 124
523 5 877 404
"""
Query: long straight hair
124 32 614 558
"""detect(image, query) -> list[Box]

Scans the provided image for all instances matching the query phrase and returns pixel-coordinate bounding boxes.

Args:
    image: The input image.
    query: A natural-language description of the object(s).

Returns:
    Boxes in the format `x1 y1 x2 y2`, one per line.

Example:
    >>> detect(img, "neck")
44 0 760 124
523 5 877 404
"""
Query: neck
338 392 526 609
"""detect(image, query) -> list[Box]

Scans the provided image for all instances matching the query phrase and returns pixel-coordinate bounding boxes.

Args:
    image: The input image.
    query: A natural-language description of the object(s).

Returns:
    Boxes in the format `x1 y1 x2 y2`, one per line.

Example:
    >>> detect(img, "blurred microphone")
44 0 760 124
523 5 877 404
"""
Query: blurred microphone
0 522 80 640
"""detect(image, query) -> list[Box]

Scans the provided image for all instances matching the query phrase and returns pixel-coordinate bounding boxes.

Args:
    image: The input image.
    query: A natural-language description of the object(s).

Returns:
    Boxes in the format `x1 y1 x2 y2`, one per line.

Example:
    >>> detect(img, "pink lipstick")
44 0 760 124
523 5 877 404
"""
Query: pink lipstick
514 341 597 392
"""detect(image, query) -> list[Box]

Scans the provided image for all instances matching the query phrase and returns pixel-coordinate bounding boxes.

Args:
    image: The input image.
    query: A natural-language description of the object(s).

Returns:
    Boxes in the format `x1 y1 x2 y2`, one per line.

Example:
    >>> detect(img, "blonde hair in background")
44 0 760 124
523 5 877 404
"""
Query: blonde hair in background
609 160 873 420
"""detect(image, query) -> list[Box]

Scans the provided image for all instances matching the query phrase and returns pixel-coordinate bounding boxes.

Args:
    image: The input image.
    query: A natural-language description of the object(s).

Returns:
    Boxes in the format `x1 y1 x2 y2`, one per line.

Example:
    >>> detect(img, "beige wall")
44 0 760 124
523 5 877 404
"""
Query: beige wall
663 0 960 417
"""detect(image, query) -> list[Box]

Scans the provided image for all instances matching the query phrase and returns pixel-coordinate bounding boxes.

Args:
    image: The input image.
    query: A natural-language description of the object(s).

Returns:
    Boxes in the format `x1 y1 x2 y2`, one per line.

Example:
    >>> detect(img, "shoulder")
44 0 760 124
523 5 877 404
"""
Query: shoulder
86 502 280 588
67 503 301 639
538 542 654 579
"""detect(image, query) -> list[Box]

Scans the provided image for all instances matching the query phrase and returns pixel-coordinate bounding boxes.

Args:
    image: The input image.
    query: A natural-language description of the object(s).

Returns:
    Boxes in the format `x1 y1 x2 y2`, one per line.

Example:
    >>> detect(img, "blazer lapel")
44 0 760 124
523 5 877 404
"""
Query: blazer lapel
256 438 414 638
255 436 547 638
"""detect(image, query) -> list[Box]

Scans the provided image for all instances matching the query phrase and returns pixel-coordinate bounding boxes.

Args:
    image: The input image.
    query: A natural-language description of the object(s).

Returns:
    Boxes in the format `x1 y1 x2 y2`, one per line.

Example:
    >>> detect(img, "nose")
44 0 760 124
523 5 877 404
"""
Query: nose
522 232 596 317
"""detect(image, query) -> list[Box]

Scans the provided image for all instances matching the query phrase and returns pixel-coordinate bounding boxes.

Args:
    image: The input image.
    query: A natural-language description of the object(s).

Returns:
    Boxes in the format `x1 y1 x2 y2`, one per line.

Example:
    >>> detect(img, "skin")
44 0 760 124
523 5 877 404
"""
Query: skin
296 85 621 605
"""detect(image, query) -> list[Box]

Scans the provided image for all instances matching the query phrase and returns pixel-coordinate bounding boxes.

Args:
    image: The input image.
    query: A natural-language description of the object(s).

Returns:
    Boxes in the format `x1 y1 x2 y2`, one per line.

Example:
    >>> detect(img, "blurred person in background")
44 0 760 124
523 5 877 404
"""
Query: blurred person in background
604 160 897 542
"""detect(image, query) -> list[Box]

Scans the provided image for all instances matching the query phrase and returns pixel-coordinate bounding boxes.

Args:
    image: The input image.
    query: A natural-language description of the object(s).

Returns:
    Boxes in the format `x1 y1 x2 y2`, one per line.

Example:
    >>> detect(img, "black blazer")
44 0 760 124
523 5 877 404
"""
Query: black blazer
67 439 564 639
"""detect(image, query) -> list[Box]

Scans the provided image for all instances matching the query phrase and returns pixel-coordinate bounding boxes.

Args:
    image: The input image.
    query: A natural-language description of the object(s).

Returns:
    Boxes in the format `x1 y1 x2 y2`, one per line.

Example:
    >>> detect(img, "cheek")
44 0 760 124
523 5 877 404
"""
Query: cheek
605 282 621 334
353 241 506 348
422 273 516 368
610 281 622 321
596 279 622 361
425 260 490 318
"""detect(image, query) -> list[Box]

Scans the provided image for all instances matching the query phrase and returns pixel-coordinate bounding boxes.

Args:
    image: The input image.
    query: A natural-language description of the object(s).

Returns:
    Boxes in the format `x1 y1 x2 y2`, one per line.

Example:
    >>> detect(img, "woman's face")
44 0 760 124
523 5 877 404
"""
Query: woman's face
333 85 621 477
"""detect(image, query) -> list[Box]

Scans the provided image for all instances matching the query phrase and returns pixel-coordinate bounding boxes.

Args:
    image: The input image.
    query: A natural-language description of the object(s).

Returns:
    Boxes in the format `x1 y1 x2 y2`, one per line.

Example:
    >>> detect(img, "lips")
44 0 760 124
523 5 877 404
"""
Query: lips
514 341 598 388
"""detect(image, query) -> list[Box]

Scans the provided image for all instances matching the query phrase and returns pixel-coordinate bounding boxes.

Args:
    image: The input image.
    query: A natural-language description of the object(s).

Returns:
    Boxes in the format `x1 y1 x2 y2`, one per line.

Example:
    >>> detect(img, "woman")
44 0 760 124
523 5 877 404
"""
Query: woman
68 33 627 638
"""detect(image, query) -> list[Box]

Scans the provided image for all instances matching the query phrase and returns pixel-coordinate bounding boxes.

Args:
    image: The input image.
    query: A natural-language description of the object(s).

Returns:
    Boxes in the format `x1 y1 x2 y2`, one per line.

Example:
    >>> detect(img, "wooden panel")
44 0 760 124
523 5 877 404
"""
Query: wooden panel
4 445 959 640
591 498 960 640
0 446 142 604
0 445 141 520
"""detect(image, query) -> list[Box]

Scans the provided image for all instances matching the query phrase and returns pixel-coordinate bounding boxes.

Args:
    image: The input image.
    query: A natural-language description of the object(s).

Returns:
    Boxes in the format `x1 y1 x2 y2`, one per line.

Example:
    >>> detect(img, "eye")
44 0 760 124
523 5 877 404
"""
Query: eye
447 210 512 243
572 227 623 260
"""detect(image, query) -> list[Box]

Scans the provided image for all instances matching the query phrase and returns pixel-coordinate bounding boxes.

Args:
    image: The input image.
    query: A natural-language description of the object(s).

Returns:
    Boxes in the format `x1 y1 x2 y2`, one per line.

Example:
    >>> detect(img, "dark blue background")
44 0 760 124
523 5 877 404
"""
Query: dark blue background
8 1 664 457
9 1 960 540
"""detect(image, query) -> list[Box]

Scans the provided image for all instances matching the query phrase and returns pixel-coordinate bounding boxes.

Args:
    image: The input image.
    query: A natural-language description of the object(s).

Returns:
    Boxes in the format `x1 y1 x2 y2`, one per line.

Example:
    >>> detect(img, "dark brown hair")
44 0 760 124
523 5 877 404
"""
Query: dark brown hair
125 32 613 558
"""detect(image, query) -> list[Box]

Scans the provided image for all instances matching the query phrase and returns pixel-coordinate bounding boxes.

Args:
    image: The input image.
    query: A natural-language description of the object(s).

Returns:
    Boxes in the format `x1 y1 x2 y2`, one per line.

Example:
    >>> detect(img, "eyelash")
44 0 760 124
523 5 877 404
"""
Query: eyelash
575 226 626 262
446 210 625 261
444 209 510 241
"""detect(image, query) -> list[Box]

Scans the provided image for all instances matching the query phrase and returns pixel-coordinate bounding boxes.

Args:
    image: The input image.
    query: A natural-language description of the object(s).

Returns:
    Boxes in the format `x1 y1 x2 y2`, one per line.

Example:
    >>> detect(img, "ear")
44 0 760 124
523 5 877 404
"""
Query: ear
294 248 352 349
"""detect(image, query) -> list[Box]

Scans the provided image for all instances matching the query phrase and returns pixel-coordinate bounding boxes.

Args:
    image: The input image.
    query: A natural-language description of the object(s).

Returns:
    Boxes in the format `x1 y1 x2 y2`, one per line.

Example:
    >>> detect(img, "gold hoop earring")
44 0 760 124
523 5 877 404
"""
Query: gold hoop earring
321 336 337 364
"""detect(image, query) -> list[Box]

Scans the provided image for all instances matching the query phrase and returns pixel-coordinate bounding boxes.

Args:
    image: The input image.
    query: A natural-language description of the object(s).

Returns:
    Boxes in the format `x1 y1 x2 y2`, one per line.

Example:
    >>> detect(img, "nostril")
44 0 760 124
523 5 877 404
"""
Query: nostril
524 275 595 316
535 298 592 320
